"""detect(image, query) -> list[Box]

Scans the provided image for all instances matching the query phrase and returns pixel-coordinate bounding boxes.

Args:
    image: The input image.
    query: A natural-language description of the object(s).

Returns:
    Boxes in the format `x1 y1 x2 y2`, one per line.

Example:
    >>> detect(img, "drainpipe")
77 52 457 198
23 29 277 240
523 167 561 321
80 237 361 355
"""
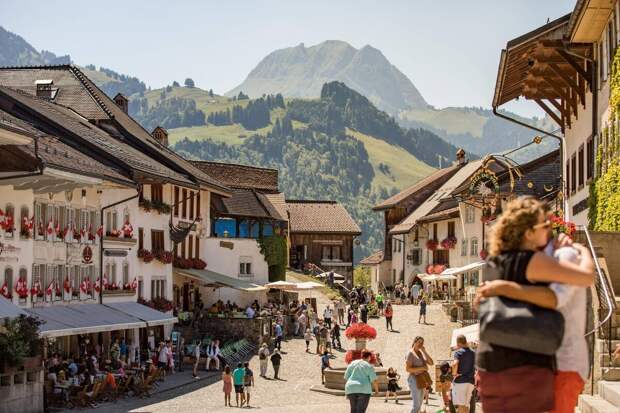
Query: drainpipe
99 191 140 304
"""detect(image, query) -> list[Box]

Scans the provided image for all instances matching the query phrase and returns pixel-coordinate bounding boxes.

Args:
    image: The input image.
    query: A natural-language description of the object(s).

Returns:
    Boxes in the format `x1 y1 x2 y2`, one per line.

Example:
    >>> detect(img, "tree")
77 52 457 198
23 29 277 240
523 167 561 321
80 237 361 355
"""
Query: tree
209 89 214 97
172 81 180 87
184 78 195 88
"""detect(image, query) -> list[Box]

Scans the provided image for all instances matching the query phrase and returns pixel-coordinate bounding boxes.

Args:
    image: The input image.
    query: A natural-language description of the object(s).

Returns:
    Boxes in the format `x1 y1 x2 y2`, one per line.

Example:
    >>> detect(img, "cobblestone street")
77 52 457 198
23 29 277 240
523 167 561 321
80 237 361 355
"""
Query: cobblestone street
104 291 460 413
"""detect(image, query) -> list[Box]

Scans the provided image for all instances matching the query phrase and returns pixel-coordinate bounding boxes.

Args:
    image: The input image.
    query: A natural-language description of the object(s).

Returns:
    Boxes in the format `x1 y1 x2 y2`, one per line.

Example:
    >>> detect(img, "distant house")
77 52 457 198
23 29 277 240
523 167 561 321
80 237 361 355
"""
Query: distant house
286 200 361 288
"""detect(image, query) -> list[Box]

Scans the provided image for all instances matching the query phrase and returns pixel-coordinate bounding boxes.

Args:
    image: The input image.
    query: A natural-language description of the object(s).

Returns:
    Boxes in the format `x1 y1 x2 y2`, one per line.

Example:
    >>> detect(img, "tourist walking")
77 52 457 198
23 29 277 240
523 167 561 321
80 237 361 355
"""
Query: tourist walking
360 304 368 324
222 365 233 407
304 328 313 352
232 362 246 407
384 302 394 331
337 299 346 324
271 349 282 379
192 340 201 378
344 349 379 413
274 321 283 351
411 283 420 305
331 322 342 349
244 362 254 408
418 297 427 324
475 196 595 413
405 336 434 413
376 292 384 313
258 342 270 377
324 305 333 329
452 335 476 413
298 311 307 336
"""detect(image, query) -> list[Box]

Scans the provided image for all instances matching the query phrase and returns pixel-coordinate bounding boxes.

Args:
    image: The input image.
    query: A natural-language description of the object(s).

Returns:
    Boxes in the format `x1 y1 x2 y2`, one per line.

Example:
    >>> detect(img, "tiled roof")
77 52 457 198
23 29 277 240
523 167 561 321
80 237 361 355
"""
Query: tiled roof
373 164 461 211
360 250 384 265
417 207 460 224
0 109 132 184
213 188 286 221
0 65 228 193
263 193 288 221
286 200 361 234
0 86 193 185
191 161 279 192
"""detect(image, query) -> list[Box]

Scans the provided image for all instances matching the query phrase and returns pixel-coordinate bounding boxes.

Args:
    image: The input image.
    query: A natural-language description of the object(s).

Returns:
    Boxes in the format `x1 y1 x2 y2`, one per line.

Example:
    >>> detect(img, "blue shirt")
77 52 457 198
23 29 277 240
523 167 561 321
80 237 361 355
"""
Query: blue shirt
344 359 377 395
275 324 283 337
454 347 475 384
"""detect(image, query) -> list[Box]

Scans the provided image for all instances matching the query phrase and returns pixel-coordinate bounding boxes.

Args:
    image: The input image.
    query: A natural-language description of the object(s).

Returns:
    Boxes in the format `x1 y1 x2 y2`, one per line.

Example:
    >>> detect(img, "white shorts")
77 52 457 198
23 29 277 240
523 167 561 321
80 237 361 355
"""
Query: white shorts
245 385 251 394
452 382 474 406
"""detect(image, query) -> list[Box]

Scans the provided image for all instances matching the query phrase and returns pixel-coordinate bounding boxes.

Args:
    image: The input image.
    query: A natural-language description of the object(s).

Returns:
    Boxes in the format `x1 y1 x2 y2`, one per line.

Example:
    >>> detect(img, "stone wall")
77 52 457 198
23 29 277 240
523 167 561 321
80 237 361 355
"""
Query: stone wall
589 231 620 294
0 369 44 413
190 316 273 348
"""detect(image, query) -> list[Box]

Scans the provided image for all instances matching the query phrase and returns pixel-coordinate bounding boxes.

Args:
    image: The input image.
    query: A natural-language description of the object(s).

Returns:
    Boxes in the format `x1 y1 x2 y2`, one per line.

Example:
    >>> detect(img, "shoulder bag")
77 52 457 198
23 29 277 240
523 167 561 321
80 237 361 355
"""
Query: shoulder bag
479 296 565 355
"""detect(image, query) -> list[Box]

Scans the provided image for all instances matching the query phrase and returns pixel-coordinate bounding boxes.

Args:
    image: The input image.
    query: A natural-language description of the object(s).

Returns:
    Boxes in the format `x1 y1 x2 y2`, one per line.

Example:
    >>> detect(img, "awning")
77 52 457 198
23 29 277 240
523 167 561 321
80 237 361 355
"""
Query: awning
109 302 177 327
26 303 146 338
174 268 267 292
451 323 479 350
441 261 486 276
0 297 27 319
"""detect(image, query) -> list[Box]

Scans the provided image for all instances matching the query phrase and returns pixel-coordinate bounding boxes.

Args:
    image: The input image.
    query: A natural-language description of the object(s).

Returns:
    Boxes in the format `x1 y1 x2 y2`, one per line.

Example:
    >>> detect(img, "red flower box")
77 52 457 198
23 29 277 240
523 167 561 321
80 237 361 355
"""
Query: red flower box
138 249 154 263
192 258 207 270
344 350 377 365
344 323 377 340
440 236 457 249
155 250 173 264
426 239 438 251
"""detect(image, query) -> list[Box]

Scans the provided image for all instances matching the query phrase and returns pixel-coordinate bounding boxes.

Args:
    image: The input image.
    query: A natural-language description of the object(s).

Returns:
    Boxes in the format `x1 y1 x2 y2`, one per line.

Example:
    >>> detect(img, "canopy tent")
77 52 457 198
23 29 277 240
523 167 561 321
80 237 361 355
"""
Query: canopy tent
0 296 27 319
285 281 324 291
174 268 267 292
441 261 486 276
316 271 345 281
264 281 298 290
26 303 176 338
450 323 479 350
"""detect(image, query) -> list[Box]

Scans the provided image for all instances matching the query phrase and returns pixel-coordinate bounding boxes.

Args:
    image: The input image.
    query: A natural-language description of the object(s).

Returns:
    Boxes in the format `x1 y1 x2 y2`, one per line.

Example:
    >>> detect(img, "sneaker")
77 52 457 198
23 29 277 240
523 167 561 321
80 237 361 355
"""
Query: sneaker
384 399 388 403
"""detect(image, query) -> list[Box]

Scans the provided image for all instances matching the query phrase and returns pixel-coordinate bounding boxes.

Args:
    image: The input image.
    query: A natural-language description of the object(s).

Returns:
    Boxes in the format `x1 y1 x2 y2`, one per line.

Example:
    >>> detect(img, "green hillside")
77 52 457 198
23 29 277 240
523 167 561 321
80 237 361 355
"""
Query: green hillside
346 128 435 190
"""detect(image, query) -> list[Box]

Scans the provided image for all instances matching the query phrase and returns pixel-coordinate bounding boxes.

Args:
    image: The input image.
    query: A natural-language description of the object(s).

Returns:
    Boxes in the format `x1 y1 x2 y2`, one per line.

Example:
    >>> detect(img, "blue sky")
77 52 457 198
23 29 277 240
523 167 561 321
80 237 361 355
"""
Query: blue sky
0 0 575 116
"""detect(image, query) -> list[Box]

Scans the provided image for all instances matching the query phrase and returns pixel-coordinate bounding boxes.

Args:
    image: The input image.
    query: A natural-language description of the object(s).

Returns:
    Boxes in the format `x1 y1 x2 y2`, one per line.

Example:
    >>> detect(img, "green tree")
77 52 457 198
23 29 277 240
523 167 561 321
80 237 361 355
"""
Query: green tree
184 78 195 88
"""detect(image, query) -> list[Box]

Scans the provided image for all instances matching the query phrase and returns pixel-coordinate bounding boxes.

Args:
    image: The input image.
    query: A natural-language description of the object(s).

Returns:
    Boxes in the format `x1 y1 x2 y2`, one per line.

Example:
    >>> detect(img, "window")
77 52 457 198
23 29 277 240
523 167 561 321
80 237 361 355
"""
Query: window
151 184 163 203
571 155 577 193
34 202 43 239
188 235 194 260
566 161 571 197
465 205 475 223
239 257 252 277
4 267 13 295
122 262 129 286
470 238 479 257
397 239 401 253
433 223 438 241
181 238 186 258
393 240 397 252
448 221 455 238
196 192 201 219
461 239 468 256
322 245 342 260
189 192 195 220
195 237 200 259
71 266 79 299
105 210 118 234
122 208 130 225
18 267 26 289
138 278 144 299
587 137 595 180
181 188 187 219
151 230 165 253
600 41 605 86
409 249 421 265
19 206 29 238
470 271 480 287
138 228 144 250
173 186 179 217
578 145 585 188
151 279 166 299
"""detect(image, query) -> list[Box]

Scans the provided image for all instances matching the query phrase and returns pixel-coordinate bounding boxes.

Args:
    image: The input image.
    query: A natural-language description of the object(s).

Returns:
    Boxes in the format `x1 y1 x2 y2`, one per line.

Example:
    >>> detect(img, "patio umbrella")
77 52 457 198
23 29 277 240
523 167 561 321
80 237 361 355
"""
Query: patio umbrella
437 274 457 281
316 271 345 280
265 281 298 290
421 274 440 282
450 323 479 350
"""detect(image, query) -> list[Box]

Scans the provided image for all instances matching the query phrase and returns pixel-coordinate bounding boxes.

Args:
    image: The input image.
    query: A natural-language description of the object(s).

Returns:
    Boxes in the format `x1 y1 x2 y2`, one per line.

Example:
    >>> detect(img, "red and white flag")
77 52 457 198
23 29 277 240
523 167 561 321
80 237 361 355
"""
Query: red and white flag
1 280 9 298
80 278 88 294
95 277 101 293
64 276 72 294
46 280 55 296
47 219 54 235
96 226 103 238
131 277 138 290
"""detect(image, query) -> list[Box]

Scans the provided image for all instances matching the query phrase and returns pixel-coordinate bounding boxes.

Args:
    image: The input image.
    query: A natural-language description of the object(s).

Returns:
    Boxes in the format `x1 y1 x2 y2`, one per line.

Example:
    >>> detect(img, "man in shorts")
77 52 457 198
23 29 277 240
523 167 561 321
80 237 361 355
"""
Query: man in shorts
244 362 254 407
232 362 246 407
452 335 475 413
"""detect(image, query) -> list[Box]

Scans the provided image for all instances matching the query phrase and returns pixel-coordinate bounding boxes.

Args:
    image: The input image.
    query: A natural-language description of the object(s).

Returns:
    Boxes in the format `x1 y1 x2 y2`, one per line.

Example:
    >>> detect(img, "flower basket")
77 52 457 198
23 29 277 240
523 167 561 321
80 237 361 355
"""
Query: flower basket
426 239 438 251
440 236 457 249
192 258 207 270
479 249 488 260
106 229 121 238
481 207 496 224
155 250 173 264
173 257 193 269
138 249 154 263
139 198 152 212
550 213 576 239
344 323 377 340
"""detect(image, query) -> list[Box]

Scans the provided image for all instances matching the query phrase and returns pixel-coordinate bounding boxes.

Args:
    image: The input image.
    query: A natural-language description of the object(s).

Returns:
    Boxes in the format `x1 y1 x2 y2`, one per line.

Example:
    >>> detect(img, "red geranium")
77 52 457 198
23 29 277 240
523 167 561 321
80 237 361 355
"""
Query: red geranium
344 350 377 365
550 213 576 239
426 239 438 251
192 258 207 270
344 323 377 340
440 236 457 249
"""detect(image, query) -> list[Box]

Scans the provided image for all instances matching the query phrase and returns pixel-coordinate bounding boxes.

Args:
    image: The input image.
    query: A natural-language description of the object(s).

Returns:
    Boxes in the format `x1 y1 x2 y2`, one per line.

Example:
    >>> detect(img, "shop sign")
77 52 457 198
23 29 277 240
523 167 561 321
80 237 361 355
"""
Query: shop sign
468 170 500 197
82 246 93 264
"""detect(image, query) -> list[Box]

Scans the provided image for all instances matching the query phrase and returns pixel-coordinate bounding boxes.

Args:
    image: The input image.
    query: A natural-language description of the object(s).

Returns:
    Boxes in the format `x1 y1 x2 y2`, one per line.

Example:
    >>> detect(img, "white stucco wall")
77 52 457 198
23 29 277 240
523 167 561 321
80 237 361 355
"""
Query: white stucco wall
202 237 269 285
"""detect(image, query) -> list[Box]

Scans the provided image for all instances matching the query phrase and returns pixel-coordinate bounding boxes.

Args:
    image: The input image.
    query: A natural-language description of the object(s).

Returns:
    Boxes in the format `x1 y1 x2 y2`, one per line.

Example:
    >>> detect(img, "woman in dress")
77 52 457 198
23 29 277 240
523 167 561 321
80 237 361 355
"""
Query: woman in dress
222 365 233 407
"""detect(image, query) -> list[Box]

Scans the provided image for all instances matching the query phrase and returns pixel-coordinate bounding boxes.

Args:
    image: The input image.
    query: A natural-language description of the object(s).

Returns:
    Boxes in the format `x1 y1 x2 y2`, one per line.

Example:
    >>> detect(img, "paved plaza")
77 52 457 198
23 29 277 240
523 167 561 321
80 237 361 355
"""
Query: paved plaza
87 289 459 413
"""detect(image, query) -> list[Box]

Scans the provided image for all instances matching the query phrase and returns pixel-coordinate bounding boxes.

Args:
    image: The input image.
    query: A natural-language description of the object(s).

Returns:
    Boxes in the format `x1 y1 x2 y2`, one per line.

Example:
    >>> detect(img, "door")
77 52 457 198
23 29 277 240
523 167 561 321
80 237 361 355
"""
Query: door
182 283 190 312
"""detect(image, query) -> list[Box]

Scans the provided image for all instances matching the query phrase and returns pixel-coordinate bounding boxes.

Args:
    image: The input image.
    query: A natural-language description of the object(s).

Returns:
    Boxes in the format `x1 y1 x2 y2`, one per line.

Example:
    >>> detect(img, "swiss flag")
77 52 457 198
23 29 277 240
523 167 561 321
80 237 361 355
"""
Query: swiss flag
103 276 109 289
46 280 55 296
95 277 101 293
64 276 71 294
1 281 9 298
131 277 138 290
96 226 103 238
55 221 61 236
46 219 54 235
80 278 88 294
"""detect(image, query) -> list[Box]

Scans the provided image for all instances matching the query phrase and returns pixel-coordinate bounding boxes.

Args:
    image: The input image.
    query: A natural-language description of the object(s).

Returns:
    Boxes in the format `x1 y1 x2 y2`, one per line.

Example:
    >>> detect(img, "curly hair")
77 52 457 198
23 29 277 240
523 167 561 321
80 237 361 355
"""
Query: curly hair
488 196 547 256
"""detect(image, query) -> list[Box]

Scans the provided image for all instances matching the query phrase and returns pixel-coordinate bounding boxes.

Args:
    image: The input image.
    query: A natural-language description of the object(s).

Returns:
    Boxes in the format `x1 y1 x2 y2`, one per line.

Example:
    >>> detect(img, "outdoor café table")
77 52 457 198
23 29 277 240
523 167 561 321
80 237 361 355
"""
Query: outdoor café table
54 382 71 401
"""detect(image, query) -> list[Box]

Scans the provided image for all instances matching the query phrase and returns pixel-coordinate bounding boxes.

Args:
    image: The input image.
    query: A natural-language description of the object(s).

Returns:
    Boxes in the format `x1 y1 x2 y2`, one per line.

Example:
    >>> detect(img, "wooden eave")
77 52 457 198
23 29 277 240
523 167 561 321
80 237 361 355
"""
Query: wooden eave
569 0 615 42
494 14 594 134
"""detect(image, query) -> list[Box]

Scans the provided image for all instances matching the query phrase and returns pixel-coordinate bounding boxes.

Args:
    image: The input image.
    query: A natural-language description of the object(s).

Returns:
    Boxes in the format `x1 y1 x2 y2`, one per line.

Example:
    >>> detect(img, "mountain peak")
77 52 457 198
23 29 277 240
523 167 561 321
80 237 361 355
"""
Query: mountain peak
227 40 428 114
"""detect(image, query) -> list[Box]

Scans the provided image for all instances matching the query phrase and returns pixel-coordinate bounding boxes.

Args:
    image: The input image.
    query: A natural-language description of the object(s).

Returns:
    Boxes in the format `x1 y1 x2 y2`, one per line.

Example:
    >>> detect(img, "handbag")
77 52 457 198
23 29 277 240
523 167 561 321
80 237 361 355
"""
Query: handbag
479 296 565 355
415 371 433 389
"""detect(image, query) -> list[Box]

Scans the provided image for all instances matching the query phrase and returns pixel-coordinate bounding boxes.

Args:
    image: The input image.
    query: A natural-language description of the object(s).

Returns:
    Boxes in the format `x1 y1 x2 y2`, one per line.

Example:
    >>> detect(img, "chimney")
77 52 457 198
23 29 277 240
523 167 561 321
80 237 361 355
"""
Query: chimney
113 93 129 114
152 126 169 147
35 80 54 99
456 148 466 165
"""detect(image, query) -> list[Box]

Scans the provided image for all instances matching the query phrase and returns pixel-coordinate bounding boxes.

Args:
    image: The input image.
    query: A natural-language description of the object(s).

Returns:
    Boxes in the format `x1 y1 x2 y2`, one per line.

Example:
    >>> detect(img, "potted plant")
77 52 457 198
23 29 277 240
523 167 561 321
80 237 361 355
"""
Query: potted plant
192 258 207 270
550 212 576 239
155 250 173 264
344 323 378 364
440 236 457 249
426 239 438 251
138 249 154 263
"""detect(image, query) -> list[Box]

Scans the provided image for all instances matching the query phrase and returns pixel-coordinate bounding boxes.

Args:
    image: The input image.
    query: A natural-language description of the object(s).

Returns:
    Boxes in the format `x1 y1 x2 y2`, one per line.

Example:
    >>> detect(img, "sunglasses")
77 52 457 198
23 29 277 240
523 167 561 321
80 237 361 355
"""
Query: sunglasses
532 220 551 230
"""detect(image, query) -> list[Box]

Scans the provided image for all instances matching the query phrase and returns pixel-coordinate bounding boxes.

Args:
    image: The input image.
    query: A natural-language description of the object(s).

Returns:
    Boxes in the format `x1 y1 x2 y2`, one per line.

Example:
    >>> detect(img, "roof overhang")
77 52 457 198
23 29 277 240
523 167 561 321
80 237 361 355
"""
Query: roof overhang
493 13 594 134
0 167 104 193
569 0 615 42
0 124 32 145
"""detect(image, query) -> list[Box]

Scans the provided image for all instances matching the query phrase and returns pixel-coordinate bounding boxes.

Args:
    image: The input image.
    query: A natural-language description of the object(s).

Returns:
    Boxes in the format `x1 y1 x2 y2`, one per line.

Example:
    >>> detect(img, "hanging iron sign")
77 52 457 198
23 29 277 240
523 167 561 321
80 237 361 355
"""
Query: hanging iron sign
468 170 500 197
